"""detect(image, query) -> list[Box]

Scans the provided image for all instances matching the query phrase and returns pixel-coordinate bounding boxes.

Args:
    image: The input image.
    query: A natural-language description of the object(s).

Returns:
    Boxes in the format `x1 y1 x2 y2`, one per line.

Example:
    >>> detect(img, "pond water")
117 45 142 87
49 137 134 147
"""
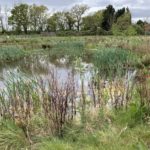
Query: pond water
0 53 93 95
0 52 138 110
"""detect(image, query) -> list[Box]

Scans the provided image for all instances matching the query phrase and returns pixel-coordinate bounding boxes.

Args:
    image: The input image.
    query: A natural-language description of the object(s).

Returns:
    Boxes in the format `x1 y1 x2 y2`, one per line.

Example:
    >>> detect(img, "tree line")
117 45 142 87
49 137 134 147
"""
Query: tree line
0 4 149 35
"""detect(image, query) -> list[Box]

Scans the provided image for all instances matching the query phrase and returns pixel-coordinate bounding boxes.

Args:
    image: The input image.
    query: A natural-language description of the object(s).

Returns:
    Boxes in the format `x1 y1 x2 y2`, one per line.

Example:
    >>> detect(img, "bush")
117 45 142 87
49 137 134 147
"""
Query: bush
112 25 138 36
134 25 144 35
125 26 138 36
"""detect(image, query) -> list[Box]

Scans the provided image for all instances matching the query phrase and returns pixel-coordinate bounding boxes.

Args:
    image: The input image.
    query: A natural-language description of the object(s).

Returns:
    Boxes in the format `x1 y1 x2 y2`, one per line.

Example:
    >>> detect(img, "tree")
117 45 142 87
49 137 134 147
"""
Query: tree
137 20 145 27
9 4 30 34
71 4 89 31
47 14 57 32
64 11 75 30
82 10 103 34
82 15 95 31
55 12 66 31
101 5 115 31
47 12 66 31
115 7 125 22
112 8 132 35
30 4 48 32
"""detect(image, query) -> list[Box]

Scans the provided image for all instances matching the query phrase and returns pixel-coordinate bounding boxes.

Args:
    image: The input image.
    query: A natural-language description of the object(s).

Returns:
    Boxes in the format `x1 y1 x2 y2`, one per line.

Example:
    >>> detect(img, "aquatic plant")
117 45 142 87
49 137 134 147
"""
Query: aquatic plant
92 48 139 77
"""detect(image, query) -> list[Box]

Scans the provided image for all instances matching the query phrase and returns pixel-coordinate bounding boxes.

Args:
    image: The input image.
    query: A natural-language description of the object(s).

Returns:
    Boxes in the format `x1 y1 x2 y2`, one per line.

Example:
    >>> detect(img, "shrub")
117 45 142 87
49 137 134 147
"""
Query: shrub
125 25 138 36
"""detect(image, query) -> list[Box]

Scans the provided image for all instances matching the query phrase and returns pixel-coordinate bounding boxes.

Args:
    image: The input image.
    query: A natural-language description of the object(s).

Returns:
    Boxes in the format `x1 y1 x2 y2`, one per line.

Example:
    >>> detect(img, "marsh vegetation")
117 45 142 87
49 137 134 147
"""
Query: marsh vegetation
0 36 150 149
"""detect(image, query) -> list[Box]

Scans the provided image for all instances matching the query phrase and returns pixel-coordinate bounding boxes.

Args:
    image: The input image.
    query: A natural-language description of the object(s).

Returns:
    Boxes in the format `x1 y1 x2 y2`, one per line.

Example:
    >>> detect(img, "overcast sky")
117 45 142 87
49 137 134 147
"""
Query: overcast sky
1 0 150 21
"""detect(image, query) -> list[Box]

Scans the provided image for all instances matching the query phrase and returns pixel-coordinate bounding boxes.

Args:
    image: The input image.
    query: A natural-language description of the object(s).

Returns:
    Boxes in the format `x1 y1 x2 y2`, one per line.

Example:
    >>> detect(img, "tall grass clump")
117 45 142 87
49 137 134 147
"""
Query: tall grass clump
92 48 139 77
0 46 26 64
0 120 30 150
48 41 85 62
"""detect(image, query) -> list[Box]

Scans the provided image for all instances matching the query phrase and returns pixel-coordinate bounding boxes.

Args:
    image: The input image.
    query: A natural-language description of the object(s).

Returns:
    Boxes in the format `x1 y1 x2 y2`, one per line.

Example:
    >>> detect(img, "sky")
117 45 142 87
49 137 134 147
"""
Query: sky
0 0 150 22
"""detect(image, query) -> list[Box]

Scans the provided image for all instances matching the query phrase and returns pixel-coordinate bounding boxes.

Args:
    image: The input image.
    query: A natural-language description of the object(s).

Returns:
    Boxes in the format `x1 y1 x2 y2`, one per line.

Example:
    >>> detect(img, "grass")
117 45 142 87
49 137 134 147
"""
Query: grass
47 41 85 63
92 48 140 77
0 120 30 150
0 109 149 150
0 46 27 64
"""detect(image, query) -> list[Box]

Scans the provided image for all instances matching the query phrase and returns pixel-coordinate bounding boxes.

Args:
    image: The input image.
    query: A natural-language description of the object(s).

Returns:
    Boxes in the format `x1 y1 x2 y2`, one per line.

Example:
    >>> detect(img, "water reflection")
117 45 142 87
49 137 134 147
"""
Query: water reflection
0 53 93 94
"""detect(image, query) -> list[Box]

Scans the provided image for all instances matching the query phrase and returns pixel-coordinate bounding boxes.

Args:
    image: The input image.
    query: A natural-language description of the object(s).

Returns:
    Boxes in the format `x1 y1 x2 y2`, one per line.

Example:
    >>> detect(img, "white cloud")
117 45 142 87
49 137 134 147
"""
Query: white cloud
0 0 149 21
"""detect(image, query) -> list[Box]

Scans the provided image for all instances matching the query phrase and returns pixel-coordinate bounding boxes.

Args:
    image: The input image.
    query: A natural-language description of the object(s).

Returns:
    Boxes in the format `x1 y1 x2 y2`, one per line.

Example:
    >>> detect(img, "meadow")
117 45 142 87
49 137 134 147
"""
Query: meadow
0 35 150 150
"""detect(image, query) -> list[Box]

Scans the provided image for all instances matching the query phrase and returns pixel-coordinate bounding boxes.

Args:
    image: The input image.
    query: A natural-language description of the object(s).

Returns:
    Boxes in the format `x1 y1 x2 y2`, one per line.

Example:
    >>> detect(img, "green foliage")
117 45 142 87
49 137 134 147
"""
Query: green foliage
112 25 137 36
0 46 26 63
115 7 125 22
101 5 115 31
0 120 30 150
112 24 123 35
38 138 72 150
134 24 144 35
92 48 138 77
71 4 89 31
49 41 85 61
82 10 103 34
30 4 48 32
125 26 138 36
9 4 30 34
112 10 132 35
64 12 76 30
2 3 147 35
47 14 57 32
137 20 145 27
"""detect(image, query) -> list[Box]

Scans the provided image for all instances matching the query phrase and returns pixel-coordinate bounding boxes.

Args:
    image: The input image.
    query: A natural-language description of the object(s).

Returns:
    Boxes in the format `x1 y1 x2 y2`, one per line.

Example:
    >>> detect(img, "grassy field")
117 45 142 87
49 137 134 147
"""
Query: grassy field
0 35 150 150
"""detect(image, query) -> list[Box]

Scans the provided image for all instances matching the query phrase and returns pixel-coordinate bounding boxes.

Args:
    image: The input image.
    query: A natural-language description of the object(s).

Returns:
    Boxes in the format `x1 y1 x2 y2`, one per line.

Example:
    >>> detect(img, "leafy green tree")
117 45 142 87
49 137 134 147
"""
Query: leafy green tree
82 10 103 34
101 5 115 31
115 8 125 22
47 12 66 31
82 15 95 31
112 8 132 35
136 20 145 28
71 4 89 31
30 4 48 32
55 12 66 31
47 14 57 32
9 4 30 34
64 11 75 30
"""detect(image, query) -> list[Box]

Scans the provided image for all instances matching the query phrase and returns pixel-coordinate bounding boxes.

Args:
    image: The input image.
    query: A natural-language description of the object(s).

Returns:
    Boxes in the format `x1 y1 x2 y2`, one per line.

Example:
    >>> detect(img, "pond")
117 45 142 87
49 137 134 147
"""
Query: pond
0 53 94 97
0 50 137 110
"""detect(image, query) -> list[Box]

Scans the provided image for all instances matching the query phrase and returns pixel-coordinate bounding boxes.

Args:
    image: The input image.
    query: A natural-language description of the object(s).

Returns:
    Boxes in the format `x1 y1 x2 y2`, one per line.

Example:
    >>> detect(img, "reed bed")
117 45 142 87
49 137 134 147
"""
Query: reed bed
0 35 150 149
